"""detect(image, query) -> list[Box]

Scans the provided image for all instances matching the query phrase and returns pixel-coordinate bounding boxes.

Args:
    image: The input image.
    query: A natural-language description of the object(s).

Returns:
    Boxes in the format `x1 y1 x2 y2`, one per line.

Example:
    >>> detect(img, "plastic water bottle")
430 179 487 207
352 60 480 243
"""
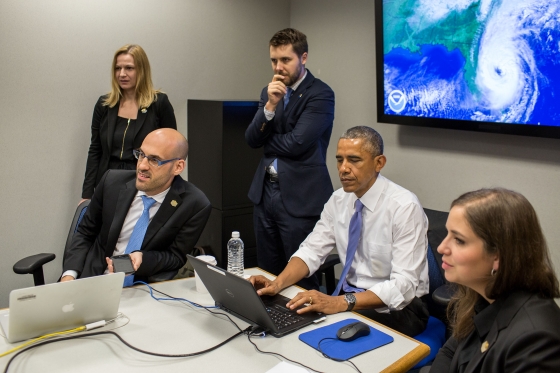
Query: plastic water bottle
227 231 244 276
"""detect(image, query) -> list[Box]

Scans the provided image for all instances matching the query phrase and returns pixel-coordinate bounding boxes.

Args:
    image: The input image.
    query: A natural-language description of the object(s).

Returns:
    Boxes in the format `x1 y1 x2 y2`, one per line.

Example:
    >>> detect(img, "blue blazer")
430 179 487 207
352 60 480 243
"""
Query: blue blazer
246 70 335 217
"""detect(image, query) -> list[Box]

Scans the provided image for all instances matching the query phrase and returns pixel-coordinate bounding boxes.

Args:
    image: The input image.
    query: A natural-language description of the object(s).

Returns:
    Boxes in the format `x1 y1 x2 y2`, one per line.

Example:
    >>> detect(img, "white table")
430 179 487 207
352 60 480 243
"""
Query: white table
0 268 428 372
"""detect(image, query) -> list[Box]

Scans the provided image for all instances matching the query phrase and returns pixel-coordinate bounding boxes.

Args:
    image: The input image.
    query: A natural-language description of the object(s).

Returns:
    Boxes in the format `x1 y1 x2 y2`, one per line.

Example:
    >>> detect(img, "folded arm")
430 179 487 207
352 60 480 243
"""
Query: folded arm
263 88 334 158
246 88 274 148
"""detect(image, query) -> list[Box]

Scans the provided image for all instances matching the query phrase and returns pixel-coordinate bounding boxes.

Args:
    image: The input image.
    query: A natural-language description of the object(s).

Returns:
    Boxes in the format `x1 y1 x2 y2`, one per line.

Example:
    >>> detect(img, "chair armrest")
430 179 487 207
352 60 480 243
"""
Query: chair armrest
432 283 456 306
13 253 56 274
318 254 340 271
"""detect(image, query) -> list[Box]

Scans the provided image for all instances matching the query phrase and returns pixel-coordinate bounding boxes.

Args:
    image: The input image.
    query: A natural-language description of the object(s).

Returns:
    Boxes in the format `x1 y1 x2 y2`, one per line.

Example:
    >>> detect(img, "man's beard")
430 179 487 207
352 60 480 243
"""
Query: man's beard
281 63 303 87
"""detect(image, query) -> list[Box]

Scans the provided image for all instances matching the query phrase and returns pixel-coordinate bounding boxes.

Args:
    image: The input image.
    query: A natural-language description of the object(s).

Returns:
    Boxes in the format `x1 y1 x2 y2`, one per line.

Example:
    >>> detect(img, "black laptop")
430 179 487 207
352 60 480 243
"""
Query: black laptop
187 255 324 337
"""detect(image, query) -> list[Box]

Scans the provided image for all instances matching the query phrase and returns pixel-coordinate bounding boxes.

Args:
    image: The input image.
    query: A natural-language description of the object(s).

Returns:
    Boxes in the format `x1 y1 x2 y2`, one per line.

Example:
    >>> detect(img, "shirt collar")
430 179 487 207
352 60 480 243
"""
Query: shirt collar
349 174 387 212
289 69 307 92
473 296 503 341
136 186 171 205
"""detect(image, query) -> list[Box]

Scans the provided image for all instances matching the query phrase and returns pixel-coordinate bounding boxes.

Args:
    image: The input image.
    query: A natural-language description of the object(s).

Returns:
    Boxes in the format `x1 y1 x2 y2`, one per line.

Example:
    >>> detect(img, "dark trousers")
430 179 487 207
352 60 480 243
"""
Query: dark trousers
355 296 429 337
254 178 320 290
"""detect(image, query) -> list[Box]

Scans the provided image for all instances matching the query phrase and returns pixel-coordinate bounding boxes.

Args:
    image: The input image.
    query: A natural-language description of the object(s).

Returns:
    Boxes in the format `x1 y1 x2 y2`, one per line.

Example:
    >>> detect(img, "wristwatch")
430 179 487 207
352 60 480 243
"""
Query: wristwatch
344 293 356 312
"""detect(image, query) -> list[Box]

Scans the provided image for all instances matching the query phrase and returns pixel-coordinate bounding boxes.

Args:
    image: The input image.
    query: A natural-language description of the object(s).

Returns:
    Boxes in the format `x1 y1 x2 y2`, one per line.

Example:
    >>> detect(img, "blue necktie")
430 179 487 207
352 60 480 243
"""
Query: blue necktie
332 199 365 296
122 195 156 287
283 87 293 109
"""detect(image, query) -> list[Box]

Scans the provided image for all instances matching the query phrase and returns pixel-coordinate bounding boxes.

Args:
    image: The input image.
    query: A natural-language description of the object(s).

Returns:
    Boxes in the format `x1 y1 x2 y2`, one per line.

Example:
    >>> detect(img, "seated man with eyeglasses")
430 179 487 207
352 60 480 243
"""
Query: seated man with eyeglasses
61 128 211 285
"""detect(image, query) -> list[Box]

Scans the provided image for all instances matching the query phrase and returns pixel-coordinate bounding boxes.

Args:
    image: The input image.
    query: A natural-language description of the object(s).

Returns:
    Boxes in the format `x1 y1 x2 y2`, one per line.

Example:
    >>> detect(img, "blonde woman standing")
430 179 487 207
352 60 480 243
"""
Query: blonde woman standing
81 44 176 201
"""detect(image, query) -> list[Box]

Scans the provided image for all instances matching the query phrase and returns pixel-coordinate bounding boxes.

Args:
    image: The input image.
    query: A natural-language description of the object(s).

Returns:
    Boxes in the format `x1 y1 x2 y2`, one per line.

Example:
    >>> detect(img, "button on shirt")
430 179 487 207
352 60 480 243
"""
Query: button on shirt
292 175 429 312
62 187 170 279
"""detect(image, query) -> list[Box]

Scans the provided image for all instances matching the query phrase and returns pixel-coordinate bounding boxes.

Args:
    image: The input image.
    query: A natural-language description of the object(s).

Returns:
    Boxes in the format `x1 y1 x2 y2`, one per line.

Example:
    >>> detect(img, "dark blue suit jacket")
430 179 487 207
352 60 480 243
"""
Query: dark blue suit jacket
246 70 334 217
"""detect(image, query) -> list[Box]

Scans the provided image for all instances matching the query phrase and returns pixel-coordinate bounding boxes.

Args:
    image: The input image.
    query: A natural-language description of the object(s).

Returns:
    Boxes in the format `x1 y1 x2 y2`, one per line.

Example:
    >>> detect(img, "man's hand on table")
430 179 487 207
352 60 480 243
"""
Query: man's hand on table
249 275 347 315
287 290 347 315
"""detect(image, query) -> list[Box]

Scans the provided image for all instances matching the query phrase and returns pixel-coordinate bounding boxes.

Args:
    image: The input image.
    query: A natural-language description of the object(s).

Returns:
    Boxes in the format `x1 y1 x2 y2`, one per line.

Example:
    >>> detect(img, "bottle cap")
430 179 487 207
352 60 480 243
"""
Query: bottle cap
232 231 240 238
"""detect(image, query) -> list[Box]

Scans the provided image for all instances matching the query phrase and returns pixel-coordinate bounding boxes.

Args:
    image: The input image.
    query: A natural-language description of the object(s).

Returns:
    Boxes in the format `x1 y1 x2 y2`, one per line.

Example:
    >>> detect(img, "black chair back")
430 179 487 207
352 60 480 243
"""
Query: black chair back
64 199 90 253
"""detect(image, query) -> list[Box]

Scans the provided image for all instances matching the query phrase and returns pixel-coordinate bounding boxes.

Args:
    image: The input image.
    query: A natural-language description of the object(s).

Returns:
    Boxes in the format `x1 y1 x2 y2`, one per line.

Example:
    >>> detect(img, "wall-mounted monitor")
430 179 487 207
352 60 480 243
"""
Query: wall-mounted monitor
375 0 560 139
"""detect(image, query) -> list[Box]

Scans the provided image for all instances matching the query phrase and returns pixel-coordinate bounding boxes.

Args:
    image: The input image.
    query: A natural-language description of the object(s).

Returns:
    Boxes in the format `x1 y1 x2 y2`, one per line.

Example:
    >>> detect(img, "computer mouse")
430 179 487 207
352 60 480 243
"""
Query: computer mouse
336 321 371 342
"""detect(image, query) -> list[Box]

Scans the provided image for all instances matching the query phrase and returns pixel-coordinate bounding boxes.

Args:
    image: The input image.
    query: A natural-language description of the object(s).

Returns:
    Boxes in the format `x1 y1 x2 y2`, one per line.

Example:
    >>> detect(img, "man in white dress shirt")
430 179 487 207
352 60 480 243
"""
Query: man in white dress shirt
250 126 429 336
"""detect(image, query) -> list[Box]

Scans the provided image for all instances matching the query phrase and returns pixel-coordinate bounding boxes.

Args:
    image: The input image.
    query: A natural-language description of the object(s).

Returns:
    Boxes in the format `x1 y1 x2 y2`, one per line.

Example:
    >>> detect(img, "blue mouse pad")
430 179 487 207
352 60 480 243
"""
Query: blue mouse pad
299 318 394 361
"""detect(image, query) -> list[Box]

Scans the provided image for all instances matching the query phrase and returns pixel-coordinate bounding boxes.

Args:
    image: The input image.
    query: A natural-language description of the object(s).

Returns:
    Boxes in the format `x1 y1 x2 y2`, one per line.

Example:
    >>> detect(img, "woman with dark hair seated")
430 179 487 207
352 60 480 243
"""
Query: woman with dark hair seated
431 188 560 373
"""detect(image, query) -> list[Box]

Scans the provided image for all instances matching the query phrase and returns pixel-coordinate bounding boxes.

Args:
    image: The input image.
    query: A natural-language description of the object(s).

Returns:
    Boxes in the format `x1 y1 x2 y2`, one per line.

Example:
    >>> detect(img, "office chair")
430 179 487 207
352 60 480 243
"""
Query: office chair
317 253 340 295
410 208 454 370
13 199 179 285
13 200 91 286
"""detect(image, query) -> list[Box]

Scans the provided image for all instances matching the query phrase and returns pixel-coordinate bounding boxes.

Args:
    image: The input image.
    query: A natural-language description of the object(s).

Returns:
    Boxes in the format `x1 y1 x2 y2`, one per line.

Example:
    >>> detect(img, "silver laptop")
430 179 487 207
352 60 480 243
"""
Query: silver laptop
0 273 124 343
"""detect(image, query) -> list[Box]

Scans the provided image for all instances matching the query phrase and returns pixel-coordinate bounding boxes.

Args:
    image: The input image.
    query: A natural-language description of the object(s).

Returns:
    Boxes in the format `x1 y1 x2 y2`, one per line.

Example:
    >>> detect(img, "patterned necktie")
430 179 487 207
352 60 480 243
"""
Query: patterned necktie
283 87 293 109
122 195 156 287
332 199 365 296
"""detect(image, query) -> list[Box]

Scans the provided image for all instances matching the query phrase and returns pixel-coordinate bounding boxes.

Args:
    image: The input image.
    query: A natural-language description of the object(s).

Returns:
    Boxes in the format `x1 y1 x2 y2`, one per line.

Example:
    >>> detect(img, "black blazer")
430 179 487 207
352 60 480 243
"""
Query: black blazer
81 92 177 198
431 291 560 373
245 70 335 217
65 170 211 280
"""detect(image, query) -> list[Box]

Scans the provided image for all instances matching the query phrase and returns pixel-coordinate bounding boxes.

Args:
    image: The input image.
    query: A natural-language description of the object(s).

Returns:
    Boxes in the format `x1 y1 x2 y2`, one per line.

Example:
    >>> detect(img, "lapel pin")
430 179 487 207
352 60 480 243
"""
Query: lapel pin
481 341 489 353
141 108 147 113
299 94 302 98
171 200 178 207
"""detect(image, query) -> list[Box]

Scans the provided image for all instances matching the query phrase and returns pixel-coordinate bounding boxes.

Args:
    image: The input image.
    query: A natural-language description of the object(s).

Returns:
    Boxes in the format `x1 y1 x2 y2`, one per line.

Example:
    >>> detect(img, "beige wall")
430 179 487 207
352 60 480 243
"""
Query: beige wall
1 0 558 308
291 0 560 286
0 0 290 307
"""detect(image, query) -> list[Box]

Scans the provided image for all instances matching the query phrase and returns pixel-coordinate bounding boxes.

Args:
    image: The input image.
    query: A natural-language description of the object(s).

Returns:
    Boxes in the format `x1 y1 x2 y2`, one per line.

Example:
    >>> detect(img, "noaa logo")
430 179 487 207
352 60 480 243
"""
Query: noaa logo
226 289 235 298
388 90 407 113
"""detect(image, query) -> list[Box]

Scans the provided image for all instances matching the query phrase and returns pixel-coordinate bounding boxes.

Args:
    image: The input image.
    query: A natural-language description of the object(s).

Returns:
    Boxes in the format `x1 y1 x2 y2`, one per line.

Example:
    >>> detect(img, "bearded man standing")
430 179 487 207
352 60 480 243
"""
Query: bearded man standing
246 28 335 290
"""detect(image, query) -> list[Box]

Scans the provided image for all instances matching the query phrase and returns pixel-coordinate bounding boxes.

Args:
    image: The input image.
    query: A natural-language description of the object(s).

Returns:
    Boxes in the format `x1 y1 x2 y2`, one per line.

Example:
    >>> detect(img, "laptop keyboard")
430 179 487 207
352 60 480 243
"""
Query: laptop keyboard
266 304 305 329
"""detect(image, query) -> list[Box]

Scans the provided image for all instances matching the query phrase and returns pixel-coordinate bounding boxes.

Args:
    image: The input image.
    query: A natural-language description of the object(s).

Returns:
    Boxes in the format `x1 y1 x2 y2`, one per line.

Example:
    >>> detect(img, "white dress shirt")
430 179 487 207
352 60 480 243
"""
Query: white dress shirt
62 187 170 279
292 174 429 312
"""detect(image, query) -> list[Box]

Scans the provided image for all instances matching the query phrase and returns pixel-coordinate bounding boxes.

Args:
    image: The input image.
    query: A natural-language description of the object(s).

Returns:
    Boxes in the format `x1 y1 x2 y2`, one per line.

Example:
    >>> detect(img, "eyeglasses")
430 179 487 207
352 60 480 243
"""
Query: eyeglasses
133 149 181 167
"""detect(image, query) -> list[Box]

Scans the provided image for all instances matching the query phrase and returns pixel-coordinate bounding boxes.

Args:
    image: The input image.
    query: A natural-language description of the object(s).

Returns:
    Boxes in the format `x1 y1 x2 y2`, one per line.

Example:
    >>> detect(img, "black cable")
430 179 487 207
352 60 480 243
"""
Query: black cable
316 337 362 373
150 286 325 372
246 332 323 373
149 286 325 371
151 286 359 372
3 328 247 373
